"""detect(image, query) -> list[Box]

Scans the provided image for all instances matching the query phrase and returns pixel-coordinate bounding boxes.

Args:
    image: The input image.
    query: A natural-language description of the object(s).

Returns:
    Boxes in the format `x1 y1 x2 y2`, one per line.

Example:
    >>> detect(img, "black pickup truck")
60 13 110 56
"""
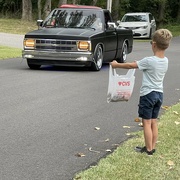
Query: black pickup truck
22 4 133 71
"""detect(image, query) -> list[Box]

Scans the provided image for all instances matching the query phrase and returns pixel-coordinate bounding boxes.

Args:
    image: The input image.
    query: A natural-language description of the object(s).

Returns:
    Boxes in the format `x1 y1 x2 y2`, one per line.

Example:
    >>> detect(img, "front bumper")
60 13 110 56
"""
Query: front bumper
22 50 93 67
132 29 149 38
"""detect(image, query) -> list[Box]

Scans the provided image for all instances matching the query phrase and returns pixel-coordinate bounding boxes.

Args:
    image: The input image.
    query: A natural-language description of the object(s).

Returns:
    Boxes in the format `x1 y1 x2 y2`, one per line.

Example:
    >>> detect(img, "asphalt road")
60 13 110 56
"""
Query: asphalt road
0 34 180 180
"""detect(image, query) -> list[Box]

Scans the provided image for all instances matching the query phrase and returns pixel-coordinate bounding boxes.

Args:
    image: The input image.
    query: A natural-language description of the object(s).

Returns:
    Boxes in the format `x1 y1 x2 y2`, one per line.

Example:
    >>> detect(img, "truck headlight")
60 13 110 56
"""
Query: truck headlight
77 41 91 51
24 39 35 49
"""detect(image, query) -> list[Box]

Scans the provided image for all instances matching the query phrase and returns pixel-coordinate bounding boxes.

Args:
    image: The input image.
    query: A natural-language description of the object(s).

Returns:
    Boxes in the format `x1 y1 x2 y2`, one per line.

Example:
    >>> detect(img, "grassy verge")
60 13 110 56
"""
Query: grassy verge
0 46 22 59
163 24 180 37
74 103 180 180
0 18 37 35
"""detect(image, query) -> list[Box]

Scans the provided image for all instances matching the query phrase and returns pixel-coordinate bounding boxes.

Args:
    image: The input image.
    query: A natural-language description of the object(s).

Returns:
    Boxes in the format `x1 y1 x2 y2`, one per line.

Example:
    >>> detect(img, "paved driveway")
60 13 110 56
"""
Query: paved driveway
0 32 24 49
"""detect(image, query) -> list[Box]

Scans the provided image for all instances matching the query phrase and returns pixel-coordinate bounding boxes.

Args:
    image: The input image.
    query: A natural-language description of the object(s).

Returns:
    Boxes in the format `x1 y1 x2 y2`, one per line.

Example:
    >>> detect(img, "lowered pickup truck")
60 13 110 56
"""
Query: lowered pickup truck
22 4 133 71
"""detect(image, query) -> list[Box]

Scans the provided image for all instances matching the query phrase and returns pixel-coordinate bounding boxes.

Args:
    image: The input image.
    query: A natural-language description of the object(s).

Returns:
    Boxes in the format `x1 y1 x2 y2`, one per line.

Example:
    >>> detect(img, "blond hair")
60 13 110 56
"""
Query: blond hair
152 29 173 50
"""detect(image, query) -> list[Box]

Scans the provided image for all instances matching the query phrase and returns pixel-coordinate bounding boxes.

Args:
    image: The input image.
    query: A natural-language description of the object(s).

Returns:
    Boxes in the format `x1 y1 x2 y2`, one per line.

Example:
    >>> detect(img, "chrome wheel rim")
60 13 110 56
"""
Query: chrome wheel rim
96 46 103 69
122 43 127 62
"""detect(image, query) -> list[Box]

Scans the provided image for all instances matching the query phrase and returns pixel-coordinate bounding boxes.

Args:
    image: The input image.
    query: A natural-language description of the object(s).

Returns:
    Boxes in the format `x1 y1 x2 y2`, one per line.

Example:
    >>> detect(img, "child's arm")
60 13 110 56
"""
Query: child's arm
110 60 138 69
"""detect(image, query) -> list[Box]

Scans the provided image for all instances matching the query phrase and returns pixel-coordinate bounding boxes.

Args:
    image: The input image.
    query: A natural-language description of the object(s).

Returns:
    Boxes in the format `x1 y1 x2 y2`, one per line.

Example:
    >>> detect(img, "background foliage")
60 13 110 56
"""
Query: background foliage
0 0 180 27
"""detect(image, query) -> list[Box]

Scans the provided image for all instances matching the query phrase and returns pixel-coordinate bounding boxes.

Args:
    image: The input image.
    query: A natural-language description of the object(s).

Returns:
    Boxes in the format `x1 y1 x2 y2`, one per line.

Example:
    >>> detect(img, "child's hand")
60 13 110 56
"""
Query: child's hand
110 60 118 68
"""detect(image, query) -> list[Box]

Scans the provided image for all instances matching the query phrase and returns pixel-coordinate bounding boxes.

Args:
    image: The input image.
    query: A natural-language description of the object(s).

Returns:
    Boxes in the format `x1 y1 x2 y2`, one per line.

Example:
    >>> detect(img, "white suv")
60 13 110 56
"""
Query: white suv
118 12 156 39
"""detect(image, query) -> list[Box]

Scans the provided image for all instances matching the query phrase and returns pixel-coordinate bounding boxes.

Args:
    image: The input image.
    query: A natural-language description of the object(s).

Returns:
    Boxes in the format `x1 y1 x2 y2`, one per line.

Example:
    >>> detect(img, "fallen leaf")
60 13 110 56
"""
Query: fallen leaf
134 117 141 122
94 127 100 130
99 138 110 142
106 149 112 152
75 153 86 157
123 126 130 128
138 123 143 127
74 176 81 180
161 106 170 110
105 138 110 142
88 147 100 153
173 111 179 115
175 121 180 125
167 160 174 166
112 144 119 147
126 133 131 136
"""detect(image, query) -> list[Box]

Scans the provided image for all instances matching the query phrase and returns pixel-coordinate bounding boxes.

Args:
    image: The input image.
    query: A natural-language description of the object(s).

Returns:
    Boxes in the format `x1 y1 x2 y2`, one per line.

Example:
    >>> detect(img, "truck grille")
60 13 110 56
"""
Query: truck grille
35 39 77 51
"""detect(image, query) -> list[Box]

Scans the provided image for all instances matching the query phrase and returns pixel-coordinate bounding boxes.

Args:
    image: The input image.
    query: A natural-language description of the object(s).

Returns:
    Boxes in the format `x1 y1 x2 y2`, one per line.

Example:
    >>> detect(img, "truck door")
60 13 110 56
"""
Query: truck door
104 11 117 61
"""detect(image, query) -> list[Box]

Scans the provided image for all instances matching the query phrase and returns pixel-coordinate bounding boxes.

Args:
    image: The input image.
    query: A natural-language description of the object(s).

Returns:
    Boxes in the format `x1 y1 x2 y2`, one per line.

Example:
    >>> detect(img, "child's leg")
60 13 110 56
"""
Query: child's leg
142 119 153 151
151 118 158 149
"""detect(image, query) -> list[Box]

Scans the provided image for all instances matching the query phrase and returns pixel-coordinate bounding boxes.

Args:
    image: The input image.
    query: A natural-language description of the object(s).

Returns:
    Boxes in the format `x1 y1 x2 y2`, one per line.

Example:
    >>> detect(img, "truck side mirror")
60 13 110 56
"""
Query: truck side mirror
107 22 117 29
116 20 121 25
37 20 43 29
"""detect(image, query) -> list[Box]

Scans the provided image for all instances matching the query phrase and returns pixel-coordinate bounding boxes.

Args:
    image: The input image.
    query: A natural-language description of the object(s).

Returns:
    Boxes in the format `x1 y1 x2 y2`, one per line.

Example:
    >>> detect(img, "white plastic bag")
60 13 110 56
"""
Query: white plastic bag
107 65 135 103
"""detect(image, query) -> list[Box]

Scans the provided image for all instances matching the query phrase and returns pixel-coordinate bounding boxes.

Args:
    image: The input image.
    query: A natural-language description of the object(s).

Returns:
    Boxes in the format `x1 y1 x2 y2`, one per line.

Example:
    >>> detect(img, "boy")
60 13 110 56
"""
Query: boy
110 29 172 155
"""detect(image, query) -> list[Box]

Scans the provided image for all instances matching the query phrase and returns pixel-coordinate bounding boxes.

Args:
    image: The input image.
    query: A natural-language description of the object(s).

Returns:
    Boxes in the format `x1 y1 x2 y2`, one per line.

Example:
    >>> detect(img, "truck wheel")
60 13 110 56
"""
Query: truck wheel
27 59 41 69
91 45 103 71
117 41 128 63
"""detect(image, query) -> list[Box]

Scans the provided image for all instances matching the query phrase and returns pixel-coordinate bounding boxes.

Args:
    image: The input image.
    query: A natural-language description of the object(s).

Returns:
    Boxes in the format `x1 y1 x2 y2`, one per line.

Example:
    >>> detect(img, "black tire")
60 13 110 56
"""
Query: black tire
27 59 41 70
149 28 152 39
117 41 128 63
90 45 103 71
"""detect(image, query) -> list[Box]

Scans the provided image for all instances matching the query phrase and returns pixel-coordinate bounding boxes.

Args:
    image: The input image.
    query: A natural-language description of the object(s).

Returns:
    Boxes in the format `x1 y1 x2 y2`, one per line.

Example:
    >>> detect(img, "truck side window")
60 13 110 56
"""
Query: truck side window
104 11 112 29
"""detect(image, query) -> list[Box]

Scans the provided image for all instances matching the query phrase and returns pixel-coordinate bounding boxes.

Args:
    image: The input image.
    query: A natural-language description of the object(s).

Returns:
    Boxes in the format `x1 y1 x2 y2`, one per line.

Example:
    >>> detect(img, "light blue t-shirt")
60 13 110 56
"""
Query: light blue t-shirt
137 56 168 96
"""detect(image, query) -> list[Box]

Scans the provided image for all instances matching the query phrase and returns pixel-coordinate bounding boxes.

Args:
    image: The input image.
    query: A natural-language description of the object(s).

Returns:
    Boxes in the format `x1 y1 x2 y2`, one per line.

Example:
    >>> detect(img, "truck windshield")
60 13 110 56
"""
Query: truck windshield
43 9 103 30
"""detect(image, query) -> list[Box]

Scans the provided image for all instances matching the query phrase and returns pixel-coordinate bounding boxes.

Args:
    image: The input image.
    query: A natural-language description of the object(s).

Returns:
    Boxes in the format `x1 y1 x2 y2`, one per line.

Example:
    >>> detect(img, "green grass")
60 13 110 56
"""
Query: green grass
0 18 35 59
163 24 180 37
0 18 37 35
74 103 180 180
0 46 22 59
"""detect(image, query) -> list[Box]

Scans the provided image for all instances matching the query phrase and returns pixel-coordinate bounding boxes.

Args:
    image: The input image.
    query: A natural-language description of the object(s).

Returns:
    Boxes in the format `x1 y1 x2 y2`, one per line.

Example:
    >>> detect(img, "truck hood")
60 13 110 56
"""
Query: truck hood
119 22 148 28
25 28 102 39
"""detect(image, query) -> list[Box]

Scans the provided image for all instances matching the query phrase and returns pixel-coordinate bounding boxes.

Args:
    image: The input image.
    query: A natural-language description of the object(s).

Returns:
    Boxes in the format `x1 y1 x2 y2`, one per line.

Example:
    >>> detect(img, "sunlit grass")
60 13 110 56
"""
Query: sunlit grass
74 103 180 180
0 46 21 59
0 18 37 35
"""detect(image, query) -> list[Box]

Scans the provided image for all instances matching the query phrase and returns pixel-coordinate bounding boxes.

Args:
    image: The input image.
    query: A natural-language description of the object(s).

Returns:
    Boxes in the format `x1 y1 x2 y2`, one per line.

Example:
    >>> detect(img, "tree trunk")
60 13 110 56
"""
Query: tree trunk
58 0 67 7
92 0 98 6
38 0 42 19
43 0 51 18
112 0 119 21
72 0 76 4
177 0 180 22
157 0 166 27
22 0 32 21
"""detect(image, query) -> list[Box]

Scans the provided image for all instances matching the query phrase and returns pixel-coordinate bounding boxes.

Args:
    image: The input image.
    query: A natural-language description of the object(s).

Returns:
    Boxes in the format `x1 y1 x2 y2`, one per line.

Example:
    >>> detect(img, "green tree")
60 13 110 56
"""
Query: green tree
0 0 179 24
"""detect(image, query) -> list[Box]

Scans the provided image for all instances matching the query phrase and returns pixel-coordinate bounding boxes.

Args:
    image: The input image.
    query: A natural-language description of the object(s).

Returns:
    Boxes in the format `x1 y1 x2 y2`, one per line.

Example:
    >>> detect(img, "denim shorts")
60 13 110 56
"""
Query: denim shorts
138 91 163 119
